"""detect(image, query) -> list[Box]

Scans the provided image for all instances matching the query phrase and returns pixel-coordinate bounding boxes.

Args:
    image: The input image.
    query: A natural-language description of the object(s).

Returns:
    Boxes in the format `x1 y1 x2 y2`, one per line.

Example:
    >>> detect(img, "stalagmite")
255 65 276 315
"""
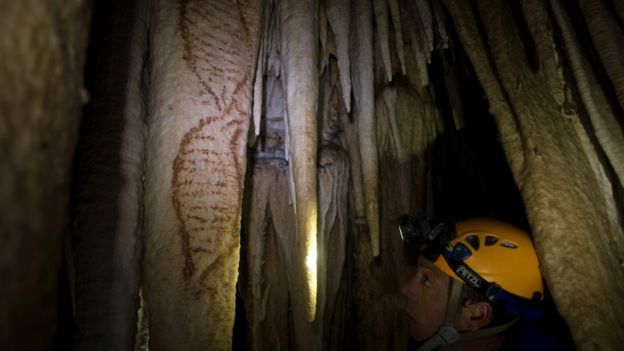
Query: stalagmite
551 0 624 189
444 0 624 348
245 163 271 350
579 0 624 113
373 0 393 82
241 161 299 351
326 0 352 112
315 66 351 350
352 0 381 257
143 1 261 349
316 147 349 349
388 0 406 75
279 0 319 321
243 161 292 351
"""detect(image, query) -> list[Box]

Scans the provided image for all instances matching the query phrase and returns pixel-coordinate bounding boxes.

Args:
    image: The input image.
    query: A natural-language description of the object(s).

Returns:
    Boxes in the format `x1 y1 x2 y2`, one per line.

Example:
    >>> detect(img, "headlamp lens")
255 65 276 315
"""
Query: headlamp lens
398 214 457 259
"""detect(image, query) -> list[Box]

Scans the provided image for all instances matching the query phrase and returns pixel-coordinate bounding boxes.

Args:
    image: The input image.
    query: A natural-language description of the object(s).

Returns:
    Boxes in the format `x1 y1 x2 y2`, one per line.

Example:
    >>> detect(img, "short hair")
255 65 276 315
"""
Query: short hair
457 280 515 327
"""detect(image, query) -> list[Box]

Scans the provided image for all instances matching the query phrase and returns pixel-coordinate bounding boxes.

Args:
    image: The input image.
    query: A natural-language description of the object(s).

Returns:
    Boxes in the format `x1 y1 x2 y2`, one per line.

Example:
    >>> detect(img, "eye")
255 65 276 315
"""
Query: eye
421 273 432 287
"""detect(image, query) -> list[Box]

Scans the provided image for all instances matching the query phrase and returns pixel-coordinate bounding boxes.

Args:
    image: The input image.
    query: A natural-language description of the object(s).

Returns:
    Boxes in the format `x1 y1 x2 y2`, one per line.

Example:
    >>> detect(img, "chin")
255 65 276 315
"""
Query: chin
407 322 431 342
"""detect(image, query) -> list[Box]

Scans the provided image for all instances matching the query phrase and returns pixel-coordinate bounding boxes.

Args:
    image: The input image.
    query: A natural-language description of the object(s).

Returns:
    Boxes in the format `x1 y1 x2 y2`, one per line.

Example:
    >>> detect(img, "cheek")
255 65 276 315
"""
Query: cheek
404 288 448 340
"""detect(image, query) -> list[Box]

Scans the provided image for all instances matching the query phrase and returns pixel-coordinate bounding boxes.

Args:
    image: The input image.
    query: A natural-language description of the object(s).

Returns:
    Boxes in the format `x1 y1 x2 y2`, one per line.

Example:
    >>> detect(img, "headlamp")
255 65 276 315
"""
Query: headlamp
398 214 457 260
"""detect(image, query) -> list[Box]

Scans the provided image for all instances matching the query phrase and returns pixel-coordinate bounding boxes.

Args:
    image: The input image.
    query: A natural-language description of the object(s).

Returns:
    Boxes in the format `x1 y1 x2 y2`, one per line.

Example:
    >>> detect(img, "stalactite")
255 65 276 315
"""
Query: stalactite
267 5 282 78
269 164 321 351
441 0 525 179
522 0 621 242
432 0 449 49
614 0 624 25
319 1 329 74
278 0 319 322
252 0 273 141
404 10 430 88
340 105 366 221
444 0 624 348
376 80 442 169
388 0 406 75
252 55 265 142
326 0 352 113
521 0 565 107
352 0 381 257
373 0 393 82
357 76 442 350
382 87 404 160
263 75 284 127
143 1 262 349
245 60 352 348
413 0 434 62
551 0 624 190
373 0 392 82
71 0 147 349
441 56 465 130
1 0 90 349
562 94 624 277
579 0 624 113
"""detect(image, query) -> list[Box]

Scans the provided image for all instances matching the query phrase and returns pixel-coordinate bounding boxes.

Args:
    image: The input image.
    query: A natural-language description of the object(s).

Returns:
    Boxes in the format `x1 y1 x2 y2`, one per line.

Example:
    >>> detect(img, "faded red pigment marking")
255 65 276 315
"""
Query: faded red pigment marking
172 0 257 285
192 240 240 300
230 127 244 189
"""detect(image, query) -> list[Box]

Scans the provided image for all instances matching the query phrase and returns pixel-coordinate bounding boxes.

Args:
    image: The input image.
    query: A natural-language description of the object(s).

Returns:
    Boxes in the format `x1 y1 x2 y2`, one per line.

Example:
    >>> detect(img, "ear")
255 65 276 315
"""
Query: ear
459 301 494 331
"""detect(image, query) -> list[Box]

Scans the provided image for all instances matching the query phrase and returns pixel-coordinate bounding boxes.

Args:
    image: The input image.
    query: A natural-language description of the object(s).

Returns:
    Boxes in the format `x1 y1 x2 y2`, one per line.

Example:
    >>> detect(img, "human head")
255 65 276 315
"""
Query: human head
400 217 544 347
401 255 496 341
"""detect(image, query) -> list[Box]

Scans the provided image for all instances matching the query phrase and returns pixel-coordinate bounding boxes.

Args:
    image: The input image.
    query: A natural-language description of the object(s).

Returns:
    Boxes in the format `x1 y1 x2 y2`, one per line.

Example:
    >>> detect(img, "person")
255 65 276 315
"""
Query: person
399 216 571 351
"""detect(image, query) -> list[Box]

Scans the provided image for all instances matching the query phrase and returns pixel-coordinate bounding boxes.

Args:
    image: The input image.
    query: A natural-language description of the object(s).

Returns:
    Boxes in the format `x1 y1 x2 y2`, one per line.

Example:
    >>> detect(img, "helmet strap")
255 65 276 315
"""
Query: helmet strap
415 280 518 351
415 280 463 351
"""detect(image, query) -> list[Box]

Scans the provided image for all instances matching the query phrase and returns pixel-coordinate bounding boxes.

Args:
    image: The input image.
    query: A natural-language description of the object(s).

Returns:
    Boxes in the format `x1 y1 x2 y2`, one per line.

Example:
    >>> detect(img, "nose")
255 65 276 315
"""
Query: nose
400 272 419 300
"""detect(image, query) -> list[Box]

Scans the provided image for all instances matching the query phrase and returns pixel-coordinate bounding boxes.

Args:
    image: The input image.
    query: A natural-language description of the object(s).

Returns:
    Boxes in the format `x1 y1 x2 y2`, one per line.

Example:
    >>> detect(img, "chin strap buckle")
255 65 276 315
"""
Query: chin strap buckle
415 326 460 351
438 326 461 344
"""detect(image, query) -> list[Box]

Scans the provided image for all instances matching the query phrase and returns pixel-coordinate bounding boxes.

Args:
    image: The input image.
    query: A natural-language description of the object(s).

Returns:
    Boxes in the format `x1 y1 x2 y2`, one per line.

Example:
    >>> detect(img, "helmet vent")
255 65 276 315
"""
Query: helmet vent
500 240 518 249
484 235 499 246
465 235 480 250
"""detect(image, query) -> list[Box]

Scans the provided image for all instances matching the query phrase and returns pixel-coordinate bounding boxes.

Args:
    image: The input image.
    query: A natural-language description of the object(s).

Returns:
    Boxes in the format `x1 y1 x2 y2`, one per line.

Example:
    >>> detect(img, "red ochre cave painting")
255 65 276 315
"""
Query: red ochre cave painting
171 0 255 288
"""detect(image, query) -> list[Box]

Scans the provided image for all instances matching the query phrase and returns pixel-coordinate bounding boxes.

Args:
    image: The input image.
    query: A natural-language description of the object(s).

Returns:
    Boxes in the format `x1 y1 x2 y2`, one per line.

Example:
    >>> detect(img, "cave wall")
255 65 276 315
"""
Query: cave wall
444 1 624 348
0 0 92 349
1 0 624 350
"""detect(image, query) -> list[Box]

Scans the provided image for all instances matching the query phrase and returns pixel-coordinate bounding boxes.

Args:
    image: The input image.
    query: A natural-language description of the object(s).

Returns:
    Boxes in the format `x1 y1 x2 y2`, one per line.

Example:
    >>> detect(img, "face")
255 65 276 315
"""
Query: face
400 255 450 341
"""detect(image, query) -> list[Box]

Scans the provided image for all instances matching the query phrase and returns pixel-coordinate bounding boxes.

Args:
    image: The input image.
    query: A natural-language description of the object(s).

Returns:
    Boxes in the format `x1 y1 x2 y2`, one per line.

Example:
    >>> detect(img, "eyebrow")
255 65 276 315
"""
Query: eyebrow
419 265 435 273
418 259 437 272
418 262 444 286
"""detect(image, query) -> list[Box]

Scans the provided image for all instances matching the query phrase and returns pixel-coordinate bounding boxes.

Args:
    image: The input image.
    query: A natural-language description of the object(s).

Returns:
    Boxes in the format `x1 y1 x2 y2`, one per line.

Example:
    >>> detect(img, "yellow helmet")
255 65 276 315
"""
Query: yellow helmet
433 218 544 301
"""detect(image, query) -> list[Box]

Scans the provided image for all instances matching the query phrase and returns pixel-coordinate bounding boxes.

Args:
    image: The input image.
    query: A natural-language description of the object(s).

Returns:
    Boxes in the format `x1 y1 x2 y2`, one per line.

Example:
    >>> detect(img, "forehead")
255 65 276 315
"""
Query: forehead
418 255 446 278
